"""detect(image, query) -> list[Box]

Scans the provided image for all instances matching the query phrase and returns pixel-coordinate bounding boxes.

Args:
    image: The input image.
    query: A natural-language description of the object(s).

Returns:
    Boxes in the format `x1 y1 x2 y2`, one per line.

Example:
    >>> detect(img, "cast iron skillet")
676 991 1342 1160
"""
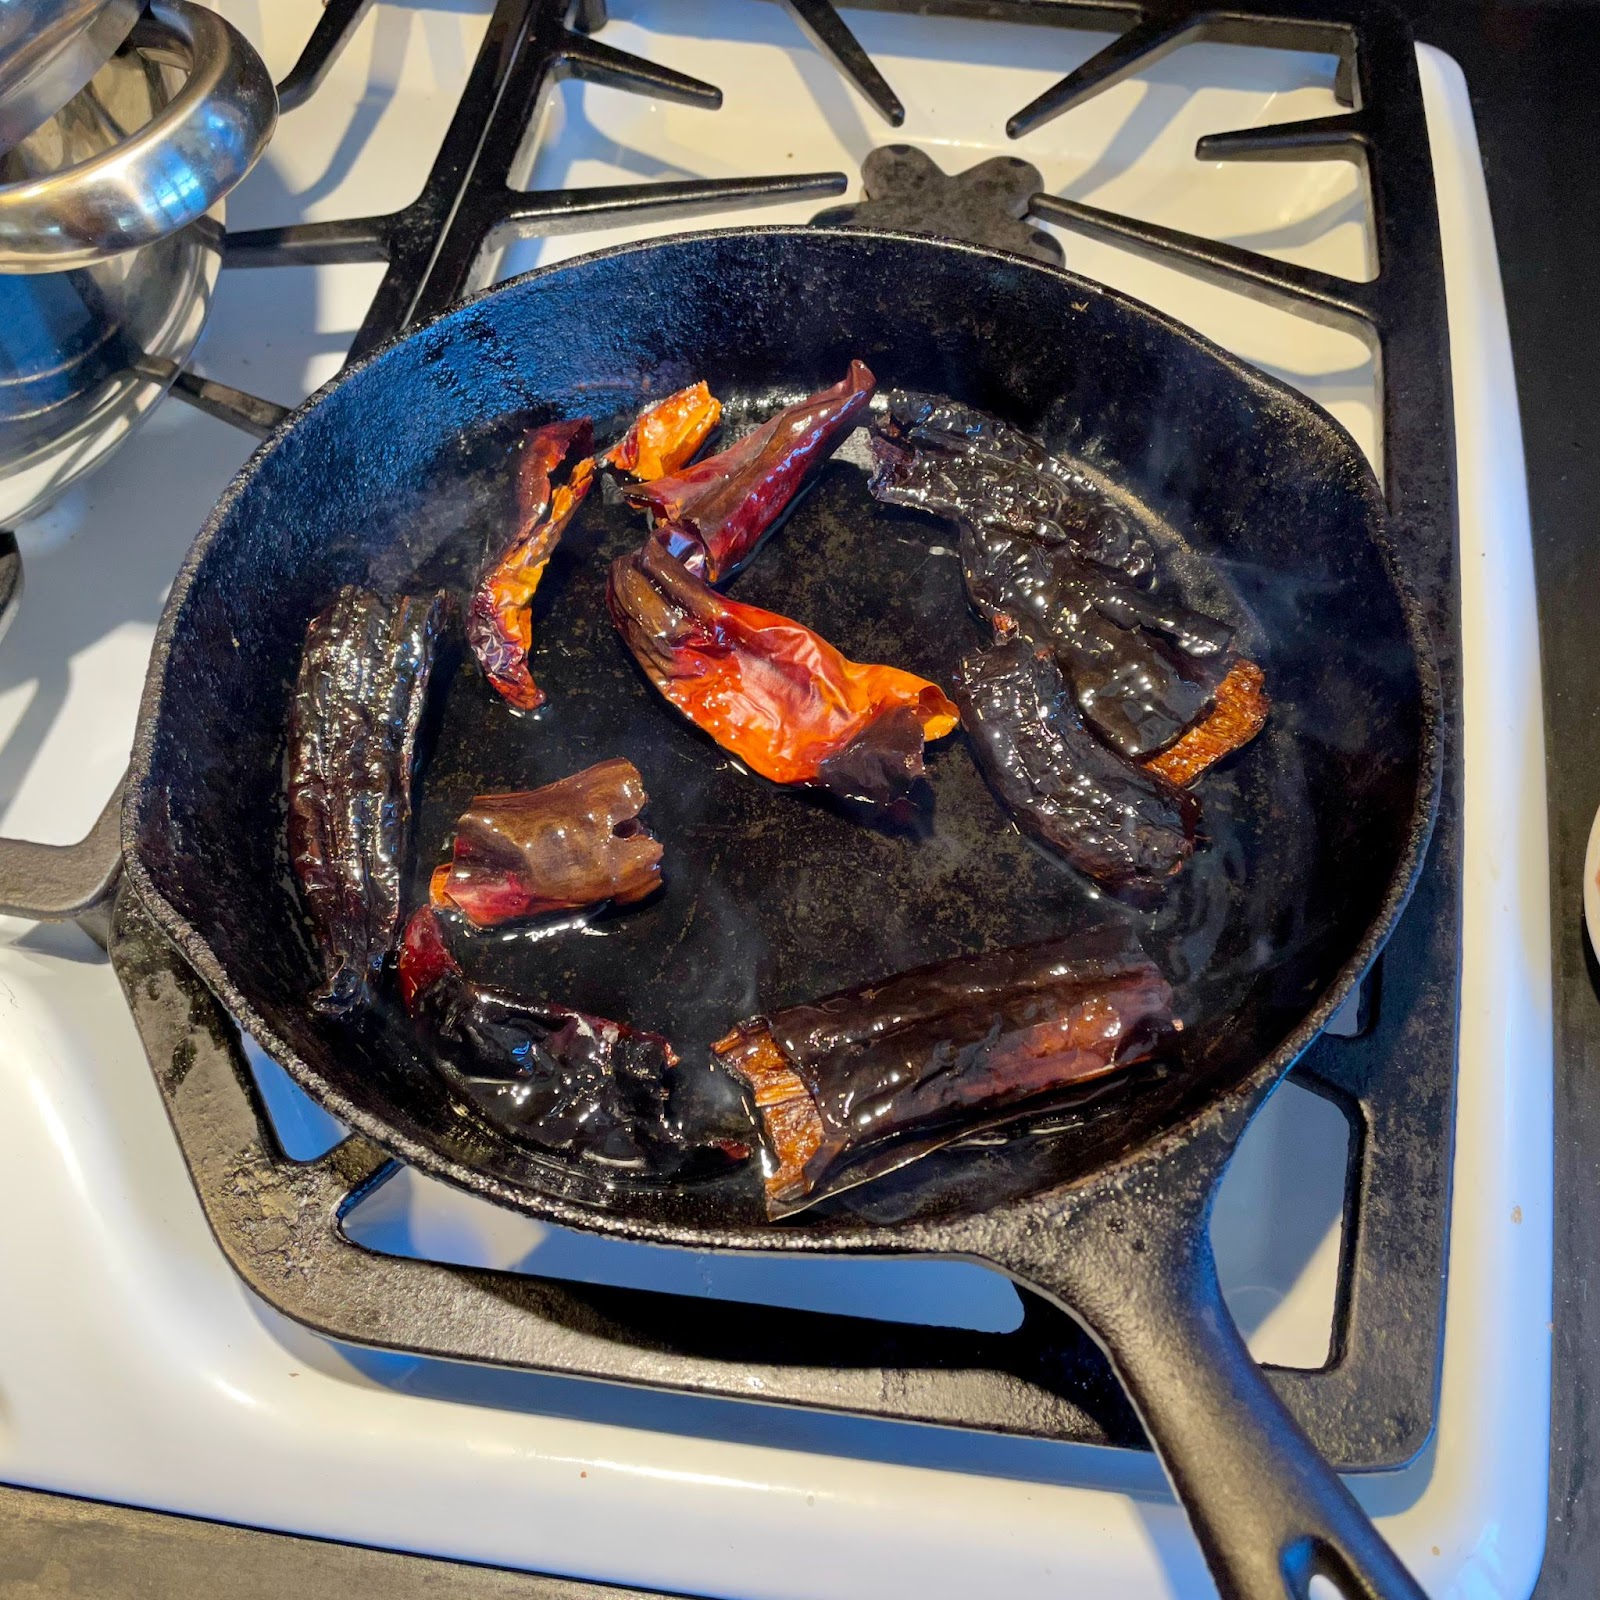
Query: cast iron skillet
125 228 1440 1600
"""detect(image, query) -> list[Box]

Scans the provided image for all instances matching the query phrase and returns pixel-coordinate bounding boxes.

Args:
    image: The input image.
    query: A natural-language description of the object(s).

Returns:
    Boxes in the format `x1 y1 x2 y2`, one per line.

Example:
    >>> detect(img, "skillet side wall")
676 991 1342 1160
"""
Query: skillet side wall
126 230 1423 1238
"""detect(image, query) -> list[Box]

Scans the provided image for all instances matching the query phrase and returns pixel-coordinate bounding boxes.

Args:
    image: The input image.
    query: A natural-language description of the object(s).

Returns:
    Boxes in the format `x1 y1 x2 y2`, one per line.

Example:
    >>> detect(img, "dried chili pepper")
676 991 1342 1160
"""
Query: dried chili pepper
430 757 663 929
871 390 1155 582
602 381 722 481
466 418 596 712
959 519 1233 760
288 586 448 1015
607 535 959 809
1143 658 1270 786
867 398 1249 762
714 930 1175 1214
400 906 733 1174
625 360 876 583
398 895 461 1011
954 639 1198 898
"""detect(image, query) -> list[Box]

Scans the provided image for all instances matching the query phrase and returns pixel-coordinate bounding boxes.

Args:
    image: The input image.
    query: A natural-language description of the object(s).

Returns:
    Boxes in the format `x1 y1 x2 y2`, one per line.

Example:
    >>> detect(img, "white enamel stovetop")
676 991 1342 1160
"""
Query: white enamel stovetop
0 5 1551 1597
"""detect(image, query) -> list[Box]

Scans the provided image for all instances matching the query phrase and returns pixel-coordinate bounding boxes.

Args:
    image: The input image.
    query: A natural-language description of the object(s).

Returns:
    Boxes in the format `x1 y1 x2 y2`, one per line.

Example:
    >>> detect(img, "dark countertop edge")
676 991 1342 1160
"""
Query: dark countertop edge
0 1483 684 1600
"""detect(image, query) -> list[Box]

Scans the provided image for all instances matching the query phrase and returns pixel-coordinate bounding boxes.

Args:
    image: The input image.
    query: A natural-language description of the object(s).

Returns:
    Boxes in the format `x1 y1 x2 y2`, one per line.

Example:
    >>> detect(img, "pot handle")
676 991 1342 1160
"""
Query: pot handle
992 1164 1428 1600
0 0 277 272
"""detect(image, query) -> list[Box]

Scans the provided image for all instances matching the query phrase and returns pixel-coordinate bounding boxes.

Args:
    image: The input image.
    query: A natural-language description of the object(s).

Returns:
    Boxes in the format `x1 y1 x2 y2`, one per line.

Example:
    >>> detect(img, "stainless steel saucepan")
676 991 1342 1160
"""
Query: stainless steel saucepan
0 0 277 525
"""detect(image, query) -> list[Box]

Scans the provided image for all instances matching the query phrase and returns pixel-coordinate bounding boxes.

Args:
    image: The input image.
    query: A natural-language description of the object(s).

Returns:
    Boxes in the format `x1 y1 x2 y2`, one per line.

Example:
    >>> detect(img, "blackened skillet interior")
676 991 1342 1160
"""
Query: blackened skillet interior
126 228 1435 1249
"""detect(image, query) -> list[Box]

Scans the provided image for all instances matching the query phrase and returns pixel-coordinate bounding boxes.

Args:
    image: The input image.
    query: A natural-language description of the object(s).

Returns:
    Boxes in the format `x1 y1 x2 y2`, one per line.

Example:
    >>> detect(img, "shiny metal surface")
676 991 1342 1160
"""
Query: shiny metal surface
0 42 222 524
0 0 275 271
0 0 141 154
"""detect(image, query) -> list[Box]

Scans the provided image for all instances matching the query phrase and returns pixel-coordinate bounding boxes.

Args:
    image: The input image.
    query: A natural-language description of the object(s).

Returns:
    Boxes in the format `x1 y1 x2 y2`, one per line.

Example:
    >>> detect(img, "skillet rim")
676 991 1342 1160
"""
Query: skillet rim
121 224 1445 1253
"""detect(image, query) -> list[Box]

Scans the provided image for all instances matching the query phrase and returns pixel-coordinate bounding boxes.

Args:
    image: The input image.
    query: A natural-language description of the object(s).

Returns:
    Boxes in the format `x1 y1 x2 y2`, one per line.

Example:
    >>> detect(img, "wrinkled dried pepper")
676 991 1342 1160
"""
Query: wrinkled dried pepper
627 360 876 583
954 639 1198 899
607 535 959 810
399 905 730 1174
466 418 596 712
959 518 1233 760
870 389 1156 582
714 930 1175 1214
469 390 728 714
288 586 448 1015
867 398 1258 765
602 381 722 481
430 757 663 928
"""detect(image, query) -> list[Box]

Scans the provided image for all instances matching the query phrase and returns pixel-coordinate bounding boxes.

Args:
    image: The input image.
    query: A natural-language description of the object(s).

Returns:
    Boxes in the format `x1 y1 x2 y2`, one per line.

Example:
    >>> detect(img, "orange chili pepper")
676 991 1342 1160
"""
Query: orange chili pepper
470 390 728 714
603 381 722 481
1142 658 1269 786
608 535 958 809
466 421 596 711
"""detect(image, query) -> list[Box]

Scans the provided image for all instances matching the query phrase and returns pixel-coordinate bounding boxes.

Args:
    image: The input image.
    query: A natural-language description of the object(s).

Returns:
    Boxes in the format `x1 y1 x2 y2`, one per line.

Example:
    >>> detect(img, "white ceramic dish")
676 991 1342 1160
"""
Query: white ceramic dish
1583 805 1600 961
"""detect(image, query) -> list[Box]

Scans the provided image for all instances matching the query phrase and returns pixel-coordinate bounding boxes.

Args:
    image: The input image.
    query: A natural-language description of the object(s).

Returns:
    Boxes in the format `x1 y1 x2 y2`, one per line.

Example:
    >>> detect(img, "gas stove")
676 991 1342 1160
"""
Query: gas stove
0 3 1551 1596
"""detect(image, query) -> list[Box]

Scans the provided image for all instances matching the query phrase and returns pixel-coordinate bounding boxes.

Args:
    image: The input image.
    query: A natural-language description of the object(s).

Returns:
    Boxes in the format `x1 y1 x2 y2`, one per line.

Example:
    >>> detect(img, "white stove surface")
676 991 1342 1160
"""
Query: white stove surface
0 5 1550 1597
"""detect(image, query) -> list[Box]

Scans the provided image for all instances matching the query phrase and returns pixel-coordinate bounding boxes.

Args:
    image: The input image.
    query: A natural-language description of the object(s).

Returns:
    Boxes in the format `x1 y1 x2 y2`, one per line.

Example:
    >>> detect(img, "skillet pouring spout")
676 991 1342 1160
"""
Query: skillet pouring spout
122 226 1440 1600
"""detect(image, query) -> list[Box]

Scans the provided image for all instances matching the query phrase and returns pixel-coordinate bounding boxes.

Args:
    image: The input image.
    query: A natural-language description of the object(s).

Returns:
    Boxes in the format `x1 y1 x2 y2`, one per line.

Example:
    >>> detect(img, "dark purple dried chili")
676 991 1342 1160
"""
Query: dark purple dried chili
714 930 1175 1214
288 586 448 1015
867 396 1240 761
626 360 876 582
953 639 1198 899
871 389 1155 582
399 906 734 1175
959 520 1232 759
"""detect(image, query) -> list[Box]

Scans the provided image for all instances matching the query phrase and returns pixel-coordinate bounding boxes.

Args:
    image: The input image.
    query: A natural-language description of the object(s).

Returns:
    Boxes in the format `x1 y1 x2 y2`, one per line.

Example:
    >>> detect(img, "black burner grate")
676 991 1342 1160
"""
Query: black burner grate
0 0 1460 1471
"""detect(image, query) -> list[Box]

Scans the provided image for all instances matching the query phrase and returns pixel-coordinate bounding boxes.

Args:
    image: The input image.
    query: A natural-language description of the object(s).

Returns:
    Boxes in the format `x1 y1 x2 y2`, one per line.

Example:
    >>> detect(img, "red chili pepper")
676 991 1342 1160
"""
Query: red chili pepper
607 535 959 810
625 360 876 583
466 419 596 712
398 904 461 1013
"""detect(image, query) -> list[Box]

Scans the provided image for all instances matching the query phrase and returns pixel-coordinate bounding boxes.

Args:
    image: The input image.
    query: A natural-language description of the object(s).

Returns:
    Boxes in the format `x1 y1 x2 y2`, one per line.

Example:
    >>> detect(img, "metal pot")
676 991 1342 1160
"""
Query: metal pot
0 0 276 526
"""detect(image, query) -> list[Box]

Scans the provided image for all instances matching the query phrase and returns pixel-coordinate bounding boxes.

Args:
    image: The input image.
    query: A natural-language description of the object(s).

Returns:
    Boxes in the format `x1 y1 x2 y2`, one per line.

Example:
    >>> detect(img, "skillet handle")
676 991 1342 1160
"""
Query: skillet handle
0 537 124 946
0 777 124 946
995 1194 1428 1600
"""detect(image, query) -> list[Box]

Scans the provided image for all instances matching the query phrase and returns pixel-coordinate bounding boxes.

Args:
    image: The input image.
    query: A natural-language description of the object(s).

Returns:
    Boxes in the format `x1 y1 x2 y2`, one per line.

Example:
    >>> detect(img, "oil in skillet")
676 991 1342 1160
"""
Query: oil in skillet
403 407 1288 1117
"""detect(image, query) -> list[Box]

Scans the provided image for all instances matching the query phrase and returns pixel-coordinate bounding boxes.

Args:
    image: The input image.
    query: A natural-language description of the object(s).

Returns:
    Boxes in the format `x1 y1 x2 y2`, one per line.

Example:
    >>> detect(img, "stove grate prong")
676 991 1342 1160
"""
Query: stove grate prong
556 30 723 109
1006 15 1200 139
778 0 906 128
223 217 394 269
1196 110 1369 163
496 171 848 241
1029 192 1375 331
165 371 291 440
275 0 378 114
